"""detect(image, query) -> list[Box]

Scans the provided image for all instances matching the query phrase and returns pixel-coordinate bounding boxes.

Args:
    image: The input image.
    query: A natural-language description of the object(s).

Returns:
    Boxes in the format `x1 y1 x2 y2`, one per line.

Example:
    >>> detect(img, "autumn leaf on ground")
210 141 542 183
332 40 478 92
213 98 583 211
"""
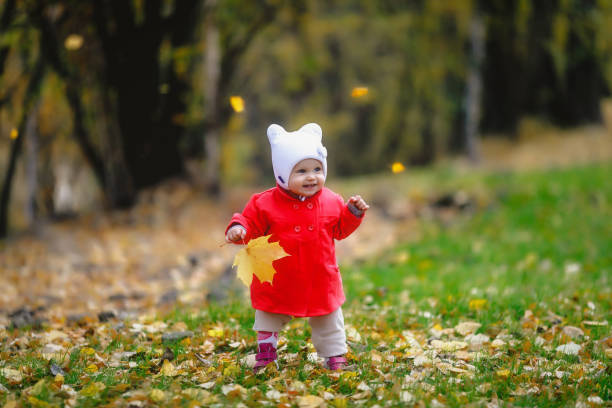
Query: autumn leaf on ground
232 235 289 286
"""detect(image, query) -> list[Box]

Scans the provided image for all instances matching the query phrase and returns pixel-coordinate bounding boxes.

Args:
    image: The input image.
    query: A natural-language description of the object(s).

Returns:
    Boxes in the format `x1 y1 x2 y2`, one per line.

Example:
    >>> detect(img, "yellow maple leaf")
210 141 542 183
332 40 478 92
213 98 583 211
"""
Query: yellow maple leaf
232 235 289 286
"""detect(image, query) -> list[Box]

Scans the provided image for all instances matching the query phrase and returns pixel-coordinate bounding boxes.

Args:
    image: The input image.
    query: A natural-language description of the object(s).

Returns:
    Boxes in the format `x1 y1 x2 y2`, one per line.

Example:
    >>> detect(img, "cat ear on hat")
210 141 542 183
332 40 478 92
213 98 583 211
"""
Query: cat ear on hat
267 124 286 145
299 123 322 141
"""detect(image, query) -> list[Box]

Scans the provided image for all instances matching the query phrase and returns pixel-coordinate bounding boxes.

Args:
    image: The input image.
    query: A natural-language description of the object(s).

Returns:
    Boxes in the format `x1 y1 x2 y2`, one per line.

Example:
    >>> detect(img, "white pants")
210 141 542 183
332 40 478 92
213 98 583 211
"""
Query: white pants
253 307 347 358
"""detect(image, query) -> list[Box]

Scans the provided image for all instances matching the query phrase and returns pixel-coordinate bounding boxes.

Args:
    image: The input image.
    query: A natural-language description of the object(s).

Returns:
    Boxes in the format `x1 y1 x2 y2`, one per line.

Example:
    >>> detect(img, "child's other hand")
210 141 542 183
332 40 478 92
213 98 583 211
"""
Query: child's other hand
226 225 247 243
348 195 370 212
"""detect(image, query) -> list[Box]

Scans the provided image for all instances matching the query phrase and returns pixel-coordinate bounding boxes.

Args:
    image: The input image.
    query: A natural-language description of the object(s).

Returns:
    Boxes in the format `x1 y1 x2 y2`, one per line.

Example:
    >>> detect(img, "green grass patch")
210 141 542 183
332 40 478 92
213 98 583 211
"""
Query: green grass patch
1 163 610 407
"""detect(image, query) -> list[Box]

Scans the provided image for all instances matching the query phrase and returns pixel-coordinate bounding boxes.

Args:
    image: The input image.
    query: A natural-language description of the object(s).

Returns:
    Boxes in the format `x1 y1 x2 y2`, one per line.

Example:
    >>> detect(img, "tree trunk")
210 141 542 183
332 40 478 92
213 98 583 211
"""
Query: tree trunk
0 60 45 238
93 0 202 192
24 102 40 227
464 12 484 162
0 0 16 77
203 1 221 194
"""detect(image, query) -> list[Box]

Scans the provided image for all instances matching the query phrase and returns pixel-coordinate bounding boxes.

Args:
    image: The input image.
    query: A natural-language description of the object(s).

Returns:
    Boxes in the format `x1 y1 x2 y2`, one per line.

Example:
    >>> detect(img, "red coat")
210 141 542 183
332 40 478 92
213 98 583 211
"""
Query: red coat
226 186 364 317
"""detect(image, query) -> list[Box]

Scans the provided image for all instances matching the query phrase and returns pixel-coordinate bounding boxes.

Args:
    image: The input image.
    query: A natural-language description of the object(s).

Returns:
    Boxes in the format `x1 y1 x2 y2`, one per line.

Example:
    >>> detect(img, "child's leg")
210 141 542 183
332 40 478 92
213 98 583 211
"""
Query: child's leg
252 310 291 371
309 307 347 369
253 309 292 333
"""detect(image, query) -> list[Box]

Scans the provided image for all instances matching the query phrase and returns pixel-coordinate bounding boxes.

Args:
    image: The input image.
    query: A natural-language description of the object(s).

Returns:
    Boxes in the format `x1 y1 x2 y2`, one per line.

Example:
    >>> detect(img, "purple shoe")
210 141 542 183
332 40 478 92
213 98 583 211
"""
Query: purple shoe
326 355 347 370
253 342 277 373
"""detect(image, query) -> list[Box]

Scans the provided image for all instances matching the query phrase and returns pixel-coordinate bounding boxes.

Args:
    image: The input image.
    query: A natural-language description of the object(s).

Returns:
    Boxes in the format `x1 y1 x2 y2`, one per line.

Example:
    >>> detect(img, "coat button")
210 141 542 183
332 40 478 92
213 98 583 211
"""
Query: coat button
307 203 313 209
293 204 299 210
308 225 314 231
294 226 301 232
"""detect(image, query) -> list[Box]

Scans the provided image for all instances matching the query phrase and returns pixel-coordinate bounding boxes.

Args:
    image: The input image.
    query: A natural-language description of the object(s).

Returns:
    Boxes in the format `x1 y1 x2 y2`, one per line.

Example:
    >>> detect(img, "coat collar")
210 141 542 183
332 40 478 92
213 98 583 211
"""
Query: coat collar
275 184 323 202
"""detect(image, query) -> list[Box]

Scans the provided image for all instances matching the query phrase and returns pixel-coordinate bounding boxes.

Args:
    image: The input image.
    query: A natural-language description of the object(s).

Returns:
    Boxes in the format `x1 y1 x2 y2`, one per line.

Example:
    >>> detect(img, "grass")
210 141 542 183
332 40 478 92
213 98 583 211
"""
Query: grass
1 162 610 407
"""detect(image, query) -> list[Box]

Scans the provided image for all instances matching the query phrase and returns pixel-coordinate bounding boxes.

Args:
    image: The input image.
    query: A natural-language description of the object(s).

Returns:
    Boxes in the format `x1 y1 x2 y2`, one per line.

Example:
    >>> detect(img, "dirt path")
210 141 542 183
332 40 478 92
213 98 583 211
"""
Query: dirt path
0 179 413 329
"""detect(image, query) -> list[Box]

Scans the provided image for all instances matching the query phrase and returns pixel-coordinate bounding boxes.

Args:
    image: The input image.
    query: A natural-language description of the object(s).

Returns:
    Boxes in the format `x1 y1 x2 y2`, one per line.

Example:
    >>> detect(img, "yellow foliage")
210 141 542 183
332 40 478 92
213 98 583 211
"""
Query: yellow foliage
80 382 106 397
207 328 224 337
160 360 179 376
351 87 369 98
496 369 511 379
80 347 95 356
64 34 83 50
230 96 245 113
469 299 488 311
232 235 290 286
391 162 405 174
150 388 166 402
27 396 53 408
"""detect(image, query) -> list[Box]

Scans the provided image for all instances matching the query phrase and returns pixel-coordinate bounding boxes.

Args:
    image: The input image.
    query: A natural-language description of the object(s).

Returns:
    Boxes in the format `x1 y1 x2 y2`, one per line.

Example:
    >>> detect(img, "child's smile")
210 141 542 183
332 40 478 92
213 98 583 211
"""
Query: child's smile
288 158 325 197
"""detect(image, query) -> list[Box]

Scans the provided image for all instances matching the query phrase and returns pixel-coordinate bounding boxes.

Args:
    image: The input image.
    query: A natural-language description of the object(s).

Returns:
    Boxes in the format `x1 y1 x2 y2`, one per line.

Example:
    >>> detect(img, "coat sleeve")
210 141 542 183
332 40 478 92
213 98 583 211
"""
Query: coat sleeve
333 196 364 240
225 194 269 243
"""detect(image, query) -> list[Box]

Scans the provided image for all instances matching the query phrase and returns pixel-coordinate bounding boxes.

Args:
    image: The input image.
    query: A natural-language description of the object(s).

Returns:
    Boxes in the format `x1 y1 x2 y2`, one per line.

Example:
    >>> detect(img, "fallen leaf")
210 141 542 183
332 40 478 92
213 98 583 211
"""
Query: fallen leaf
80 382 106 397
207 328 224 337
562 326 584 339
80 347 96 356
150 389 166 402
298 395 325 408
221 383 246 397
0 368 22 383
455 322 482 336
588 395 604 405
491 339 506 349
44 330 69 343
430 340 468 352
240 354 256 368
160 359 179 376
232 235 290 286
583 320 608 326
199 381 216 390
266 389 283 401
469 299 488 311
556 342 581 355
496 369 510 379
346 326 362 342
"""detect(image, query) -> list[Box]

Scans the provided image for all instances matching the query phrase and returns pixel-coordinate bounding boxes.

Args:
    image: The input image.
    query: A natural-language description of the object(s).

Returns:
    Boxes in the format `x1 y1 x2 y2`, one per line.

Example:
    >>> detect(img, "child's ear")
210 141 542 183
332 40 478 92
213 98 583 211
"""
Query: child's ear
267 124 285 145
299 123 322 141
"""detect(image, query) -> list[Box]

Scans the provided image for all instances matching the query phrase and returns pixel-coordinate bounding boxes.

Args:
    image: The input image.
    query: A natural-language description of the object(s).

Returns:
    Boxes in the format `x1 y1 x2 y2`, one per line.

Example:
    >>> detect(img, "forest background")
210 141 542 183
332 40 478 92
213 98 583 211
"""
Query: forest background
1 0 612 237
1 1 612 406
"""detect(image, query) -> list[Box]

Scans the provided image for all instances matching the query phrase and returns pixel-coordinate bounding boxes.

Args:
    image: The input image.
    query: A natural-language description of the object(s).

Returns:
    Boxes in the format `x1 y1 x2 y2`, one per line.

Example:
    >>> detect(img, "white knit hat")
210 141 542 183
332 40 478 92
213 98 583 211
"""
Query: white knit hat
267 123 328 190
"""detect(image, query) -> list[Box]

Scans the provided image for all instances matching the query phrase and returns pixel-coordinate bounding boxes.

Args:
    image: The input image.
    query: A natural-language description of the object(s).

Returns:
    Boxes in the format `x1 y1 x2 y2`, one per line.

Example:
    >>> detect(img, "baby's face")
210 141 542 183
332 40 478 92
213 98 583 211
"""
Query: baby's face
288 158 325 197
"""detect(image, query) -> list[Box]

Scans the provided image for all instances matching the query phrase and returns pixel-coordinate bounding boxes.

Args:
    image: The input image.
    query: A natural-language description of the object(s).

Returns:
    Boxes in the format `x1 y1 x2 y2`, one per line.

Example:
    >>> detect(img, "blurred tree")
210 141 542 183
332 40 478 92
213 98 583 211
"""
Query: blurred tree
481 0 609 133
232 0 471 175
198 0 283 193
0 0 16 80
2 0 612 236
0 59 45 237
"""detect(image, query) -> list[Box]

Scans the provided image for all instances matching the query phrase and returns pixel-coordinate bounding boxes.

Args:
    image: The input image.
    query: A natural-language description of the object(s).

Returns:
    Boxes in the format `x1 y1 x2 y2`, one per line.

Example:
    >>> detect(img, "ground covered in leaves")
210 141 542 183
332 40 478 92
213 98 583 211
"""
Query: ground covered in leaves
1 161 611 407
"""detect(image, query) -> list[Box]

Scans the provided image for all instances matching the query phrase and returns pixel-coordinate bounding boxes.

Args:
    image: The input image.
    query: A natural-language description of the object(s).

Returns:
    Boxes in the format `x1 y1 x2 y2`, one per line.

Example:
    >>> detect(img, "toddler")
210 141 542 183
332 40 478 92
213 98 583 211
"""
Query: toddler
225 123 369 372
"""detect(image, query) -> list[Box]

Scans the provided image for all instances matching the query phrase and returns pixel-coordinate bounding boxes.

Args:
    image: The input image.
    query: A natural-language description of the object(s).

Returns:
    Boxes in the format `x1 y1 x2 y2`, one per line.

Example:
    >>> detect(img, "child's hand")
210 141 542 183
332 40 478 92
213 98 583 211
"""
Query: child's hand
226 225 247 243
348 195 370 212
